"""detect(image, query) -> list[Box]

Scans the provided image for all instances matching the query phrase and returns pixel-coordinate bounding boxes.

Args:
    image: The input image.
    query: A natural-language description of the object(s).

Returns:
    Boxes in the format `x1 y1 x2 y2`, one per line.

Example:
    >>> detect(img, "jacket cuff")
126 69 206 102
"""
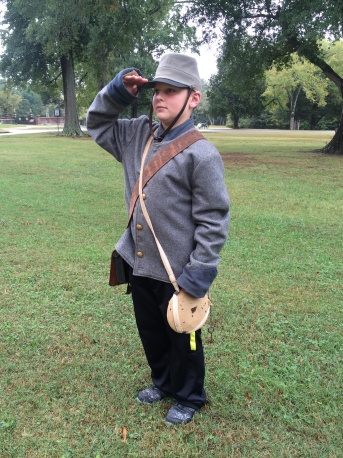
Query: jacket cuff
107 68 142 106
177 266 217 298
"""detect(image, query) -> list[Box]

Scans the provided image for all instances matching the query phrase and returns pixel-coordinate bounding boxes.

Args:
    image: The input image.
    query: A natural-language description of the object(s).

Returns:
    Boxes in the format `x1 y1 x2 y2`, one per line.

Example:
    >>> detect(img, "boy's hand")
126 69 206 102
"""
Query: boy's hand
123 70 148 96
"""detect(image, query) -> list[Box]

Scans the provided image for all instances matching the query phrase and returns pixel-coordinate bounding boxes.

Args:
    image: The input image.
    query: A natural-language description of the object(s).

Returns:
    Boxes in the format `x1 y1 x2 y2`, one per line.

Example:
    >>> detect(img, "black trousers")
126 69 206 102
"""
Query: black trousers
129 268 206 410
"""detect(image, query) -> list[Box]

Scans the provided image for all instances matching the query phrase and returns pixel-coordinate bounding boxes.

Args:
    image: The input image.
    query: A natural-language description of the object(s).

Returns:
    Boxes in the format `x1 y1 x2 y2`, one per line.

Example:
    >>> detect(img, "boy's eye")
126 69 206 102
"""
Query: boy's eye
153 88 176 96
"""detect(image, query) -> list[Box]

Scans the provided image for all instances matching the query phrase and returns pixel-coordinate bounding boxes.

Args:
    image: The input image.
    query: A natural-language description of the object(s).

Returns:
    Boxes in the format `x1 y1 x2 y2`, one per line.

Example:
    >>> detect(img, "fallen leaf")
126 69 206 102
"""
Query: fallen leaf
122 427 127 441
21 428 31 437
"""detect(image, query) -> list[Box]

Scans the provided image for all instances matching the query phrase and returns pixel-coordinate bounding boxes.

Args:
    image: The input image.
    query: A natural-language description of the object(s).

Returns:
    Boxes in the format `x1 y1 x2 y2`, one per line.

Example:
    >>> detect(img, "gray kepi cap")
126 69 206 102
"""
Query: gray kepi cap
144 53 202 91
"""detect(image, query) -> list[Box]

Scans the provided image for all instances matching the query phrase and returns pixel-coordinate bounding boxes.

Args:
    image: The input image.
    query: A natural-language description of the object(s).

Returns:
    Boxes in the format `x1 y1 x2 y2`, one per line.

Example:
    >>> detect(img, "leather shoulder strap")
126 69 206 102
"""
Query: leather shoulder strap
128 130 204 224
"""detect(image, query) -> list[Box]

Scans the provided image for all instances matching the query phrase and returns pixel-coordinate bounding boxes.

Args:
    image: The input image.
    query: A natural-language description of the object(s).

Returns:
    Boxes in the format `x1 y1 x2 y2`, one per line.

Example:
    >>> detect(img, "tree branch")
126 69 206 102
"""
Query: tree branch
48 72 62 85
301 52 343 96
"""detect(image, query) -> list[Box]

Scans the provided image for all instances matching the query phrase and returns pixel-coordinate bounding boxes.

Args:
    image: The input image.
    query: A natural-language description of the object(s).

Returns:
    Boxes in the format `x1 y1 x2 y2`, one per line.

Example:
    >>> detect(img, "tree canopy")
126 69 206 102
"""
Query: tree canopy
0 0 198 136
207 34 266 128
2 0 343 152
263 53 328 130
185 0 343 153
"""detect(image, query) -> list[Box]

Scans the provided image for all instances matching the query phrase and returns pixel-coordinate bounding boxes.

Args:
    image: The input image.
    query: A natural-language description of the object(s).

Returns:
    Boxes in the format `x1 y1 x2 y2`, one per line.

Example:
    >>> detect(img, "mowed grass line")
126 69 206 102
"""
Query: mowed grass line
0 131 342 457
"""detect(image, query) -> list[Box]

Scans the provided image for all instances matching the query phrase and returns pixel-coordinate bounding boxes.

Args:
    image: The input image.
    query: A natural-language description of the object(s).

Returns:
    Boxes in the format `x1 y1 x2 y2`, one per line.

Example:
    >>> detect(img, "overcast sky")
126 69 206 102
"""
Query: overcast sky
185 45 219 81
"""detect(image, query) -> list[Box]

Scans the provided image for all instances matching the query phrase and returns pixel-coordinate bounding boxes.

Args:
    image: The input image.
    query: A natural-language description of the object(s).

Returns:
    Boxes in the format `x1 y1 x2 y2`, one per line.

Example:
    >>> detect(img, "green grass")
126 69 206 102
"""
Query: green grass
0 130 342 457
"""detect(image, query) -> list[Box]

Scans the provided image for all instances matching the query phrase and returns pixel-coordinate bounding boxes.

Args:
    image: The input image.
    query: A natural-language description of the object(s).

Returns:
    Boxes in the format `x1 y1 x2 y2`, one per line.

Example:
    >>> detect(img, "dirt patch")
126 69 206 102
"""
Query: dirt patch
220 151 325 169
220 152 283 167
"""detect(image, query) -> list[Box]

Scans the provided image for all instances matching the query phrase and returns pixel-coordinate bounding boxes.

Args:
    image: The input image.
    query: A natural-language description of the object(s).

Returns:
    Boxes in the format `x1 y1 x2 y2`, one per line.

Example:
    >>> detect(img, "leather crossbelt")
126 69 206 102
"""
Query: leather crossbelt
136 129 212 337
128 129 204 225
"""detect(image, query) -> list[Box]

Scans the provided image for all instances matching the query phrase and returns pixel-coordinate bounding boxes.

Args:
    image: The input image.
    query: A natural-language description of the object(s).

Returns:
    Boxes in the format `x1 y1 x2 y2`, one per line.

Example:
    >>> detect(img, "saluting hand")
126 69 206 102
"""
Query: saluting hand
123 70 148 96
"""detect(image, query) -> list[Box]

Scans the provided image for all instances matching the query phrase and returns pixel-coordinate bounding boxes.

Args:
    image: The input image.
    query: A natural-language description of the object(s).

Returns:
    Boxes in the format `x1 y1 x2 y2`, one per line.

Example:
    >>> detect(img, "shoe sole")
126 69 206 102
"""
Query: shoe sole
165 418 193 426
136 396 166 404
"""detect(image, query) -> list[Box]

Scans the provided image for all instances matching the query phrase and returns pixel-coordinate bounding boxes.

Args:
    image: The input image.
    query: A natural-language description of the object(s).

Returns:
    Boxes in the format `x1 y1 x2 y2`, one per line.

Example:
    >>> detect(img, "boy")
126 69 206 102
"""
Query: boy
87 53 230 425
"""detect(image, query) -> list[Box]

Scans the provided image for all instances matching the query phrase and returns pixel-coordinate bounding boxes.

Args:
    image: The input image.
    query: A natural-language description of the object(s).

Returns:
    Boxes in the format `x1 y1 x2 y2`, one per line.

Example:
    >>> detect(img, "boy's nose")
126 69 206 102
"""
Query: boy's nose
155 91 164 100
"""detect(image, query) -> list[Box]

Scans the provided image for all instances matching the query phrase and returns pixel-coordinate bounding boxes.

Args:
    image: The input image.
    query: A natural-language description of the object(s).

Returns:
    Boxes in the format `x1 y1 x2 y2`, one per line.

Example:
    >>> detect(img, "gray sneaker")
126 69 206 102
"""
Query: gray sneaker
136 386 166 404
165 403 196 425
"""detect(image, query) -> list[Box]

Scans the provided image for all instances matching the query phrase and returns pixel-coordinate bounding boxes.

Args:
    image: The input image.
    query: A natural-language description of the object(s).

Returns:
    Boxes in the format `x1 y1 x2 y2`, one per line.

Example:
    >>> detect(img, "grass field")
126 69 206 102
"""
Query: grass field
0 130 342 457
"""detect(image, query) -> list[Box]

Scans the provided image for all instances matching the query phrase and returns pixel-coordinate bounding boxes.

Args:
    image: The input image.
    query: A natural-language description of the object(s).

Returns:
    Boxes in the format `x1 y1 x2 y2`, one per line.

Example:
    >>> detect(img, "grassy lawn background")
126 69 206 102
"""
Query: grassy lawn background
0 130 342 457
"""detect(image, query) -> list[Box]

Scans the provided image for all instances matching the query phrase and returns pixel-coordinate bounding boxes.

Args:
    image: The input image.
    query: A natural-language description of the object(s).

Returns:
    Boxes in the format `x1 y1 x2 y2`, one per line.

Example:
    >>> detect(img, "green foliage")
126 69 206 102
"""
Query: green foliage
80 4 198 108
207 35 266 128
1 0 198 135
185 0 343 151
0 83 21 115
263 53 328 128
230 42 343 130
186 0 343 61
192 81 211 125
13 88 45 117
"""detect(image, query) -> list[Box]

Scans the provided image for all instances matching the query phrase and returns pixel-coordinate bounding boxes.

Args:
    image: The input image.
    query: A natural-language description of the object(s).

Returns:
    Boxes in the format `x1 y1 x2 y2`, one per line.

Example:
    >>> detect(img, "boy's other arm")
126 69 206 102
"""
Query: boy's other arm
86 68 146 156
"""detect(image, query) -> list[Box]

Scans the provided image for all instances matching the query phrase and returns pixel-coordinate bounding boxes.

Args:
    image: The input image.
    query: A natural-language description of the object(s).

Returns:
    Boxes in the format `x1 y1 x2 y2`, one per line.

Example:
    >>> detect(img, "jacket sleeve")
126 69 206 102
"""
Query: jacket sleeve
86 68 142 159
176 152 230 297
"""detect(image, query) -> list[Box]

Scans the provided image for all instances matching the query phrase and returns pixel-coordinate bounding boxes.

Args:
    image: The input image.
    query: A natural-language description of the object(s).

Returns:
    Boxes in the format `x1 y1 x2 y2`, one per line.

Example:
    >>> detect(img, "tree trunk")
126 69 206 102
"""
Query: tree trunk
289 86 301 130
322 108 343 154
232 113 239 129
290 112 295 130
299 50 343 154
60 53 84 137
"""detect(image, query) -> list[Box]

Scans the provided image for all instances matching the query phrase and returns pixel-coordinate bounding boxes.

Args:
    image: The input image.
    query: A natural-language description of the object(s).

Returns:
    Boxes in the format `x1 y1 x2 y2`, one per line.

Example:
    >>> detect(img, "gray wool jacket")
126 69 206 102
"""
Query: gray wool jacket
86 68 230 298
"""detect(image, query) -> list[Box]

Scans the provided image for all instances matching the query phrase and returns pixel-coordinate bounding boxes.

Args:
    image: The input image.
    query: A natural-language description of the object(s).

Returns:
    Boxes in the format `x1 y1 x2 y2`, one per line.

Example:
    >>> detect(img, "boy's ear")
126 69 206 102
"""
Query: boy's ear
189 91 201 109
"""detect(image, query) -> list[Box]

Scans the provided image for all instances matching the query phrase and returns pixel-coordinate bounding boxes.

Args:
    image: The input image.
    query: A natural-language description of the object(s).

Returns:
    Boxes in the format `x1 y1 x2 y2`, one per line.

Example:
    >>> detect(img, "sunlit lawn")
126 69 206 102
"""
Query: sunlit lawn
0 130 342 457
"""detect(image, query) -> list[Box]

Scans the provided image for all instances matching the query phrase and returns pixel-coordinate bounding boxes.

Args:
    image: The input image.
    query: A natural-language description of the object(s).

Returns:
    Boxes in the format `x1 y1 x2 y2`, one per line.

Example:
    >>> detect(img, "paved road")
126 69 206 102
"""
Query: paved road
1 125 335 137
0 125 86 136
1 125 221 137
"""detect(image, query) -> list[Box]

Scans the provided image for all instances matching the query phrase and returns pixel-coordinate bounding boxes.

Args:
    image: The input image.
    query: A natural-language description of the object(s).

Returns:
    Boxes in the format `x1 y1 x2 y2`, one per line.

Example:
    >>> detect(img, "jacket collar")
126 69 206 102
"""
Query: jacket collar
155 118 195 142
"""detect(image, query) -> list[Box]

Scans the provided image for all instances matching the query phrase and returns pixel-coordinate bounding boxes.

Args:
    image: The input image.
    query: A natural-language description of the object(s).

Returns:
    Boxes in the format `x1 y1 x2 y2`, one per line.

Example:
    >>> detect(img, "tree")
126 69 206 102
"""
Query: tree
184 0 343 153
263 54 328 130
207 35 266 128
1 0 91 135
294 84 341 130
206 76 229 126
15 88 45 117
0 81 21 118
0 0 198 136
192 81 213 125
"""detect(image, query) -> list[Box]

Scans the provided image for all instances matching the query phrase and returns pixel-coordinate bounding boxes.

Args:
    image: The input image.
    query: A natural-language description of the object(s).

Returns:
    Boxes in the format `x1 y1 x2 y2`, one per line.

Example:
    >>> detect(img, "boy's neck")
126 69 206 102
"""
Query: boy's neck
157 118 195 142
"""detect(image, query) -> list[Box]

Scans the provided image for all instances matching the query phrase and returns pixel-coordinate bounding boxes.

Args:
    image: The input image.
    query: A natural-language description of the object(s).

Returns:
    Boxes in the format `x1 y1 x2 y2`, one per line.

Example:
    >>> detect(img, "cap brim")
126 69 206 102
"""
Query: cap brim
142 78 190 89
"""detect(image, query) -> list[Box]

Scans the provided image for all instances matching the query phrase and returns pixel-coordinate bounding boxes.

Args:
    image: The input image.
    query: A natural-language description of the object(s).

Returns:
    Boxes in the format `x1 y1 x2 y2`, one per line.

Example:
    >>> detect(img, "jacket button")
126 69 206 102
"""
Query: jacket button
136 224 143 230
137 251 143 258
142 193 147 200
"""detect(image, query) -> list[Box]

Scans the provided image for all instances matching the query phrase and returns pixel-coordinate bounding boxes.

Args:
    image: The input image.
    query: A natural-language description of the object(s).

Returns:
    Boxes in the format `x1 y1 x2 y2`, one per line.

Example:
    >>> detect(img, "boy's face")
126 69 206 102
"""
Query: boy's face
152 83 201 129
